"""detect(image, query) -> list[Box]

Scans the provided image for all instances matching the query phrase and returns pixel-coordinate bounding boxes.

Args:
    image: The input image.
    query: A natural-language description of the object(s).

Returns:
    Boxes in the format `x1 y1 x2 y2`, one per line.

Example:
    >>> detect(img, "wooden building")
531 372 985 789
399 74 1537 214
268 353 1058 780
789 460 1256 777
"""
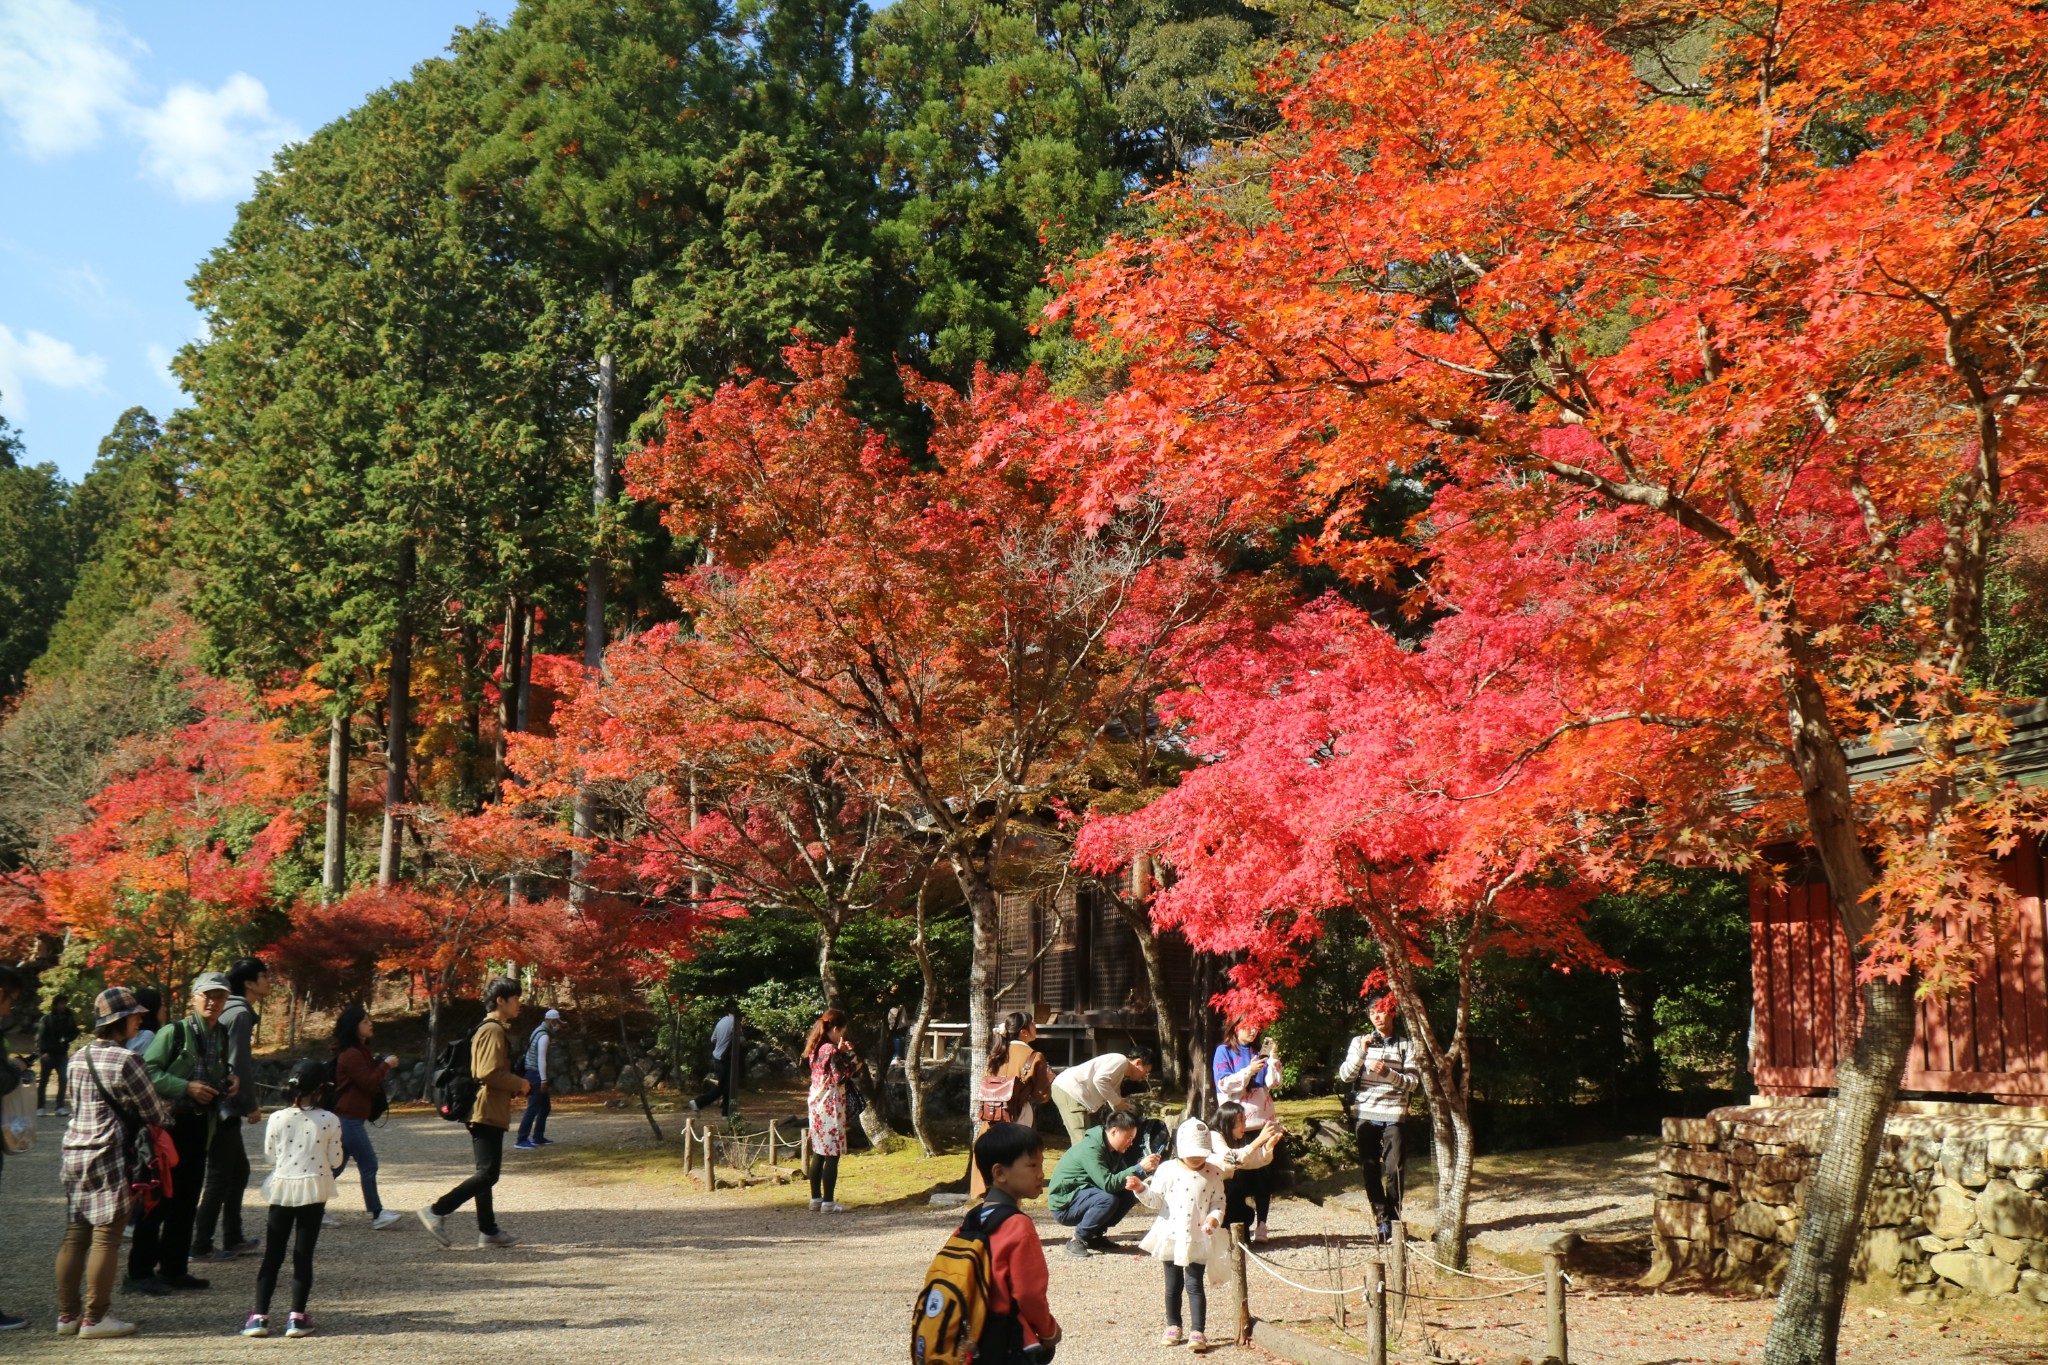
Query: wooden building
1749 705 2048 1104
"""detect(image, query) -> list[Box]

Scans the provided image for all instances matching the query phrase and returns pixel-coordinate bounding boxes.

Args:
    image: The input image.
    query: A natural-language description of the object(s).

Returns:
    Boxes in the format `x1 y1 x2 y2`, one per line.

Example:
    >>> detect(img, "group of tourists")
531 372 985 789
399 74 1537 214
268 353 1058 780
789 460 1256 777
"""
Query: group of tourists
0 961 574 1342
941 994 1424 1359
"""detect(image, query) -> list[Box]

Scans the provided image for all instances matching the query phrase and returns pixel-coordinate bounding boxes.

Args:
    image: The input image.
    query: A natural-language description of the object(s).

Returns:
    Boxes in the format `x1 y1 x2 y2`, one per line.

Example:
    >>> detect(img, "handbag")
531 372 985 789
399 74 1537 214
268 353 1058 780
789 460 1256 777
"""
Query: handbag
0 1063 33 1153
84 1050 175 1211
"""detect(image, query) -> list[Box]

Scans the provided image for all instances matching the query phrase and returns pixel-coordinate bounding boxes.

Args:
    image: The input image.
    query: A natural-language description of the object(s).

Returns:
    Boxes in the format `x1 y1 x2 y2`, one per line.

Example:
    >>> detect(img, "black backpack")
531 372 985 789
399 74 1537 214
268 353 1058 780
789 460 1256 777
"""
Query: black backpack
429 1028 482 1123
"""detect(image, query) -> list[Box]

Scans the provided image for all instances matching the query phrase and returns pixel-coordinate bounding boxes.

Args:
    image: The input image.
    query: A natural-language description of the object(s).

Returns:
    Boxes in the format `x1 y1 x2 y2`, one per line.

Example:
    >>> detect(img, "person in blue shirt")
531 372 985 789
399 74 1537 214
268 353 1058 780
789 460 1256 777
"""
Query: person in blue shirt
689 1004 742 1117
1212 1017 1285 1242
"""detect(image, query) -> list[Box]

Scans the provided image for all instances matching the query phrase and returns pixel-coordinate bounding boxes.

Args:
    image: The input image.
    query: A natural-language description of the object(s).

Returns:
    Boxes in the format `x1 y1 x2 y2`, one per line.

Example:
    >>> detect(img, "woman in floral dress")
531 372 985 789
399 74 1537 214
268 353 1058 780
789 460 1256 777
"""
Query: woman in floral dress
803 1009 857 1212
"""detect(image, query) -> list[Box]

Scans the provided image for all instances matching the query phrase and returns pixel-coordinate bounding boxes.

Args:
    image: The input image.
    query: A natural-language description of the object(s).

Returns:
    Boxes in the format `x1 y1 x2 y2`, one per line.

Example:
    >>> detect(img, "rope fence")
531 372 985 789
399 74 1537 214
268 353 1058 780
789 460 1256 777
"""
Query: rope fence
1225 1221 1573 1365
676 1114 807 1190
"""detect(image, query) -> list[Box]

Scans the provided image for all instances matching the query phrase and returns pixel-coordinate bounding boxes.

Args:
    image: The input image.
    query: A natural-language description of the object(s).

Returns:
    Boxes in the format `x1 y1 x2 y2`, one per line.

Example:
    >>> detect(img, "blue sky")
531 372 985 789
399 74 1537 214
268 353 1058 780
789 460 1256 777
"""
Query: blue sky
0 0 516 480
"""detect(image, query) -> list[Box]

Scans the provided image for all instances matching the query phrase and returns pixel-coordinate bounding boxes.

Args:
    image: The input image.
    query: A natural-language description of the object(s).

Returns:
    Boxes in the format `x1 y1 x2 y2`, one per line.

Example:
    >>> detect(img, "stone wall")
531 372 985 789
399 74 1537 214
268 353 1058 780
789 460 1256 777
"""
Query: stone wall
1648 1099 2048 1307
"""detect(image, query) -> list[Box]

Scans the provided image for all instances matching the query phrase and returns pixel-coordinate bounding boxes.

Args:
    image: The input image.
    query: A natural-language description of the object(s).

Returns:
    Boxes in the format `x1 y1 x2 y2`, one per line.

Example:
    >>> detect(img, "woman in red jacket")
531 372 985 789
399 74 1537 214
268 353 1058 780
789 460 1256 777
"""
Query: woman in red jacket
329 1008 403 1230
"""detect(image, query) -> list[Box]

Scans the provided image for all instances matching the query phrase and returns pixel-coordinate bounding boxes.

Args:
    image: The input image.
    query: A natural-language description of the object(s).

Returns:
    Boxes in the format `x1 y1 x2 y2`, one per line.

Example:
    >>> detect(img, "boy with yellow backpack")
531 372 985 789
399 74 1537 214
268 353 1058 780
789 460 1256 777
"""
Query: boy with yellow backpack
912 1122 1061 1364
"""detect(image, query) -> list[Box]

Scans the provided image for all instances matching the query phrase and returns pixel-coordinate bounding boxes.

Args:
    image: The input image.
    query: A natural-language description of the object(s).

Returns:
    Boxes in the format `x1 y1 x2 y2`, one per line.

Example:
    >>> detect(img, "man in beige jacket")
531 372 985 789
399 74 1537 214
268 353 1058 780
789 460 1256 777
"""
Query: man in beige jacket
418 978 529 1250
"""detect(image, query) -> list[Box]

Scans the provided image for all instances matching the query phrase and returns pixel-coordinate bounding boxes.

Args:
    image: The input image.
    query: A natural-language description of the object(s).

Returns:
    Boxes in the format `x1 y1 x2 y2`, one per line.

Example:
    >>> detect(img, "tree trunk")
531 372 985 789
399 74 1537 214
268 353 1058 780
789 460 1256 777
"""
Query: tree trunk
1185 951 1218 1116
905 881 940 1157
1114 859 1184 1092
459 618 484 811
323 708 349 903
570 349 617 909
1428 1085 1476 1266
950 852 1001 1063
494 595 525 790
1765 674 1897 1365
378 539 416 889
1763 975 1918 1365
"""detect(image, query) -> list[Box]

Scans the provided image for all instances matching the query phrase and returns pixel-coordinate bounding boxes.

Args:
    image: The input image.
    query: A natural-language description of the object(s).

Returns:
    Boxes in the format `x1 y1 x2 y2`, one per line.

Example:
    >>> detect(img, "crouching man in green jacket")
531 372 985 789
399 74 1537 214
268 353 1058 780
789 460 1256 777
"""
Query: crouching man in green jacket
1047 1109 1161 1260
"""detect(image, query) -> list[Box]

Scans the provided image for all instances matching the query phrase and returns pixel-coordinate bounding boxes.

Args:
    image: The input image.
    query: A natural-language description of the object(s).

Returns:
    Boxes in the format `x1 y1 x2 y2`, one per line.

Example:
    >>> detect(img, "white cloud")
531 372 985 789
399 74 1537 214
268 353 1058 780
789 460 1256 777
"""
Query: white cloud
0 322 107 417
132 72 299 203
0 2 300 202
0 0 140 159
143 340 182 397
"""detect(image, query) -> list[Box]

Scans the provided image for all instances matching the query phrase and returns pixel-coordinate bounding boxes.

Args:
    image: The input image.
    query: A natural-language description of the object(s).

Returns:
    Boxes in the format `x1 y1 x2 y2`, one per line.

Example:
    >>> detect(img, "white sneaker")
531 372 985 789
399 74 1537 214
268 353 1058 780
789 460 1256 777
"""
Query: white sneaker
78 1317 137 1339
370 1210 403 1230
478 1229 518 1248
808 1198 822 1211
1253 1221 1270 1244
320 1213 340 1228
35 1108 45 1117
825 1202 850 1213
54 1317 80 1336
416 1207 451 1248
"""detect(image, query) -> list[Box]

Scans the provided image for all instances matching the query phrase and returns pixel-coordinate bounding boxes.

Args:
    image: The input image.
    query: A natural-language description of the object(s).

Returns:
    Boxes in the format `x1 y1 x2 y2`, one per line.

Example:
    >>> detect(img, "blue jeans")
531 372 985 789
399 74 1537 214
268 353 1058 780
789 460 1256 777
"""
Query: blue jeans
1055 1186 1136 1239
336 1117 382 1215
518 1084 551 1143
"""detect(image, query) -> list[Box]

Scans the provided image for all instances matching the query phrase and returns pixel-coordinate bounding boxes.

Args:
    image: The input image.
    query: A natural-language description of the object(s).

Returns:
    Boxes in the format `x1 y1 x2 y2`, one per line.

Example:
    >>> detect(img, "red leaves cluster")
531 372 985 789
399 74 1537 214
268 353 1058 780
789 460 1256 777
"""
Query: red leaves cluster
1066 0 2048 995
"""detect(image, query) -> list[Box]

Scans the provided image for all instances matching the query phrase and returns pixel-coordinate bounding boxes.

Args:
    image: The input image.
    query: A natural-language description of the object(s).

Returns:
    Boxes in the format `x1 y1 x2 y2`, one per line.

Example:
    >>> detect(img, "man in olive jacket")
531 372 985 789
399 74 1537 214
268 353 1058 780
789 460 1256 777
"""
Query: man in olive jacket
135 973 238 1292
1047 1110 1162 1259
418 977 529 1250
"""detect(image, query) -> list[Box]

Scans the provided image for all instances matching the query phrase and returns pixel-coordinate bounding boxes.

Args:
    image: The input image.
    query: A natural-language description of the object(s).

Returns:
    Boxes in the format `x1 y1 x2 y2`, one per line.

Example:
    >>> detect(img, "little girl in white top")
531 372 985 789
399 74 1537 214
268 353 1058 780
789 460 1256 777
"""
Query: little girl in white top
1134 1118 1230 1351
243 1058 343 1339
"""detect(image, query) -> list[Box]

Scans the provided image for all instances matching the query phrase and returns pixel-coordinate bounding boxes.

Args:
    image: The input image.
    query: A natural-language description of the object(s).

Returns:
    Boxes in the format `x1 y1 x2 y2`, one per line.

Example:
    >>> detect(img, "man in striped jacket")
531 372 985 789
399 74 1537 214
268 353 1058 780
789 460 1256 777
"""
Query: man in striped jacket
1337 994 1419 1244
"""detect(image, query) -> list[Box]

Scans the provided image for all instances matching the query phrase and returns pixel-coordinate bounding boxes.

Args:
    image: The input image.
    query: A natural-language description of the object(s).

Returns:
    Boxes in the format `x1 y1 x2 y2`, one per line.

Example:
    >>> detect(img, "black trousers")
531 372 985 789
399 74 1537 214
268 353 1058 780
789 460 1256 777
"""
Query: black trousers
37 1053 66 1107
194 1119 251 1251
1224 1130 1283 1227
692 1050 733 1115
1164 1261 1208 1333
132 1115 210 1280
432 1123 505 1234
1355 1118 1404 1225
252 1203 325 1317
807 1153 840 1202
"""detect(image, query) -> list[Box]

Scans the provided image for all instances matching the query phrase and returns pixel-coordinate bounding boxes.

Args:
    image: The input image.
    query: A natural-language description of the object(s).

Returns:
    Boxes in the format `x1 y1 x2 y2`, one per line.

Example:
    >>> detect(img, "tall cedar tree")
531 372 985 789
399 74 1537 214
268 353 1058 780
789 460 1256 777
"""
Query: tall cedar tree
1062 3 2048 1358
0 403 77 695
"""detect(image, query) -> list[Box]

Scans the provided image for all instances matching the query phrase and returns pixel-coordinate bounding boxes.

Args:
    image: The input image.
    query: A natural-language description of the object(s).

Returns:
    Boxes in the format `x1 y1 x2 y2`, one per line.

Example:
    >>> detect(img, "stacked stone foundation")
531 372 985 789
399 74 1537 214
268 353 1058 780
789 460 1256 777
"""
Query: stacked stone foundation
1649 1099 2048 1307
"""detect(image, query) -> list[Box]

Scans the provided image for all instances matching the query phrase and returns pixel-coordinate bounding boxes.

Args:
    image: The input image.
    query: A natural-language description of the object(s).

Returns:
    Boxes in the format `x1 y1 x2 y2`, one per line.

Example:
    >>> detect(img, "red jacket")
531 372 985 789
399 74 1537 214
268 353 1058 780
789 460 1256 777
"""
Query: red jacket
986 1198 1058 1346
332 1045 392 1121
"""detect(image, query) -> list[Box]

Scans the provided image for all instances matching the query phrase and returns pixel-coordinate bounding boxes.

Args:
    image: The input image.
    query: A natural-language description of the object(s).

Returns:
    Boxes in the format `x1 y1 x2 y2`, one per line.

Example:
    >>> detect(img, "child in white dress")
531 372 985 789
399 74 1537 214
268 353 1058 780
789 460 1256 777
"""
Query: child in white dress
242 1058 343 1339
1133 1118 1230 1351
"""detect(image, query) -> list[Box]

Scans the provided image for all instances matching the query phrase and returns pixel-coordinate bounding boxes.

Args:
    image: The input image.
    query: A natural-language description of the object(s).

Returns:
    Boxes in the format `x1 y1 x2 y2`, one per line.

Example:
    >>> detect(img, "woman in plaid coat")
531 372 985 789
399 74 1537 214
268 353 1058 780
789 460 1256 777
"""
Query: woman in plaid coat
57 987 172 1339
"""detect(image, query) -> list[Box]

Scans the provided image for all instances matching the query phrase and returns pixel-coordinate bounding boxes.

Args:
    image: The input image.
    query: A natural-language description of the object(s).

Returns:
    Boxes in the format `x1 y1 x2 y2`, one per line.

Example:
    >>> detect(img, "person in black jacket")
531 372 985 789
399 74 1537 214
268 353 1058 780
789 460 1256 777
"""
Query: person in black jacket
0 963 31 1330
36 994 79 1115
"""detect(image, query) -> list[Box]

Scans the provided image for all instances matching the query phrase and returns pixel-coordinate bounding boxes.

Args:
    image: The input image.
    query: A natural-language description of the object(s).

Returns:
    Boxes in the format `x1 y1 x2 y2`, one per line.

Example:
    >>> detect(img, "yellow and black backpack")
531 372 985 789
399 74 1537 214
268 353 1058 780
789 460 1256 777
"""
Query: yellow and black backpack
910 1202 1026 1365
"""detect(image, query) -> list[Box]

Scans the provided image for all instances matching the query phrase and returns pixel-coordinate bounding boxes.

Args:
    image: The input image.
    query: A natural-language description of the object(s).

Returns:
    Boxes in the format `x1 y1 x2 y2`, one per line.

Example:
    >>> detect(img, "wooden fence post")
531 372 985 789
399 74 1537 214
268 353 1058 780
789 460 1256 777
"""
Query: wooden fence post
1364 1260 1386 1365
1231 1224 1253 1345
1544 1251 1569 1365
1387 1219 1407 1328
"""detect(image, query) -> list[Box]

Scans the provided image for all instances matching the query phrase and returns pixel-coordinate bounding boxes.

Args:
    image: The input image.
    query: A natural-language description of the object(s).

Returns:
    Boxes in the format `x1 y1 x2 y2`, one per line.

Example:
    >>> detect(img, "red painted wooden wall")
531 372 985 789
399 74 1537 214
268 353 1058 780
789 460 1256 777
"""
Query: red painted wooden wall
1752 841 2048 1102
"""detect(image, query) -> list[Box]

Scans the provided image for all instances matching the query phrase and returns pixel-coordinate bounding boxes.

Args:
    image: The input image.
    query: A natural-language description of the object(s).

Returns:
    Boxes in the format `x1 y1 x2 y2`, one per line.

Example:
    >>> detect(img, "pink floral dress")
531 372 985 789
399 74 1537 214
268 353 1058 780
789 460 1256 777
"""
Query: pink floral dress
807 1042 854 1156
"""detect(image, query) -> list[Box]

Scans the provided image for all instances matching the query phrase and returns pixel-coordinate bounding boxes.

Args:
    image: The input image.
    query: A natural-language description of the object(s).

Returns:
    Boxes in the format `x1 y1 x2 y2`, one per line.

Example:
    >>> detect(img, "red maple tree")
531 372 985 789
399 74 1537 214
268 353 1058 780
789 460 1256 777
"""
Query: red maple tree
1064 2 2048 1354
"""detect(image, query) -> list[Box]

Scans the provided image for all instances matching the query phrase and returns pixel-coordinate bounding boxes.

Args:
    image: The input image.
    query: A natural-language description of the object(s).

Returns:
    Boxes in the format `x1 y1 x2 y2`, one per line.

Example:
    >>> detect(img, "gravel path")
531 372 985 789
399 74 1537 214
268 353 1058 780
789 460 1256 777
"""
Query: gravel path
1 1116 2035 1364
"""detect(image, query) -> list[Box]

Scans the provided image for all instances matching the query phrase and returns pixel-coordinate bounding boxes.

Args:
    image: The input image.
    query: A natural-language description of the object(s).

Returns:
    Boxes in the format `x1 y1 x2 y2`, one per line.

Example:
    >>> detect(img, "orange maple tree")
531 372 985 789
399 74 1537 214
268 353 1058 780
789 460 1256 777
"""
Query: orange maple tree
1063 2 2048 1355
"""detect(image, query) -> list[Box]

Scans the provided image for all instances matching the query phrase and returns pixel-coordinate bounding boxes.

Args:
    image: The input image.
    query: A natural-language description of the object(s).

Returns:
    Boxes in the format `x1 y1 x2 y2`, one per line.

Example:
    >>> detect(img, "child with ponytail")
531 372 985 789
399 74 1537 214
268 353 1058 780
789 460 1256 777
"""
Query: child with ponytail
241 1058 343 1338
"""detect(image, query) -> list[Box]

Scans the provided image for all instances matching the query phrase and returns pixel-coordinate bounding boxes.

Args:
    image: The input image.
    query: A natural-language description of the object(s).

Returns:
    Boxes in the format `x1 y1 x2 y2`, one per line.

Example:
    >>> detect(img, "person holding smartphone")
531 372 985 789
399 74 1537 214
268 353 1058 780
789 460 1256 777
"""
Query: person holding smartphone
1338 993 1420 1244
1211 1017 1284 1243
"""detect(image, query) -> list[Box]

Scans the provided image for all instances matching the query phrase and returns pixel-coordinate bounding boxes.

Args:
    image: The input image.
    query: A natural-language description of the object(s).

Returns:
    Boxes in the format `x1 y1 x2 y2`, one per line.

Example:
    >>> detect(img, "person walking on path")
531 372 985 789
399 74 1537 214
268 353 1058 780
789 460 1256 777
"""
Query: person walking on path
135 971 239 1295
803 1008 858 1212
688 1002 741 1117
35 994 79 1115
56 987 174 1340
1134 1118 1230 1352
1213 1018 1285 1243
418 977 529 1249
1048 1049 1154 1145
0 964 32 1332
330 1007 403 1229
1048 1108 1162 1259
515 1008 561 1149
240 1057 344 1339
195 956 269 1261
1338 993 1420 1244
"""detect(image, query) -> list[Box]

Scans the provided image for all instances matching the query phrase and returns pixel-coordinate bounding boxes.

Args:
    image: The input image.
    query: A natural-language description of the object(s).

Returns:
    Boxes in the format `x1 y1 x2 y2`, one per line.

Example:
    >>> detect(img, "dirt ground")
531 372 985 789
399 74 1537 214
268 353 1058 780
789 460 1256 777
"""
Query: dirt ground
0 1108 2040 1364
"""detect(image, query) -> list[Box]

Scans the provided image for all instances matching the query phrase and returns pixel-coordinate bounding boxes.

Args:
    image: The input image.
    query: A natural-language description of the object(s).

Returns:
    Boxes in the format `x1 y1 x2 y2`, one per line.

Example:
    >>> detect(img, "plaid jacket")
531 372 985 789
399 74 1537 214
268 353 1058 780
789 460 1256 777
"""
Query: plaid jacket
63 1043 172 1225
